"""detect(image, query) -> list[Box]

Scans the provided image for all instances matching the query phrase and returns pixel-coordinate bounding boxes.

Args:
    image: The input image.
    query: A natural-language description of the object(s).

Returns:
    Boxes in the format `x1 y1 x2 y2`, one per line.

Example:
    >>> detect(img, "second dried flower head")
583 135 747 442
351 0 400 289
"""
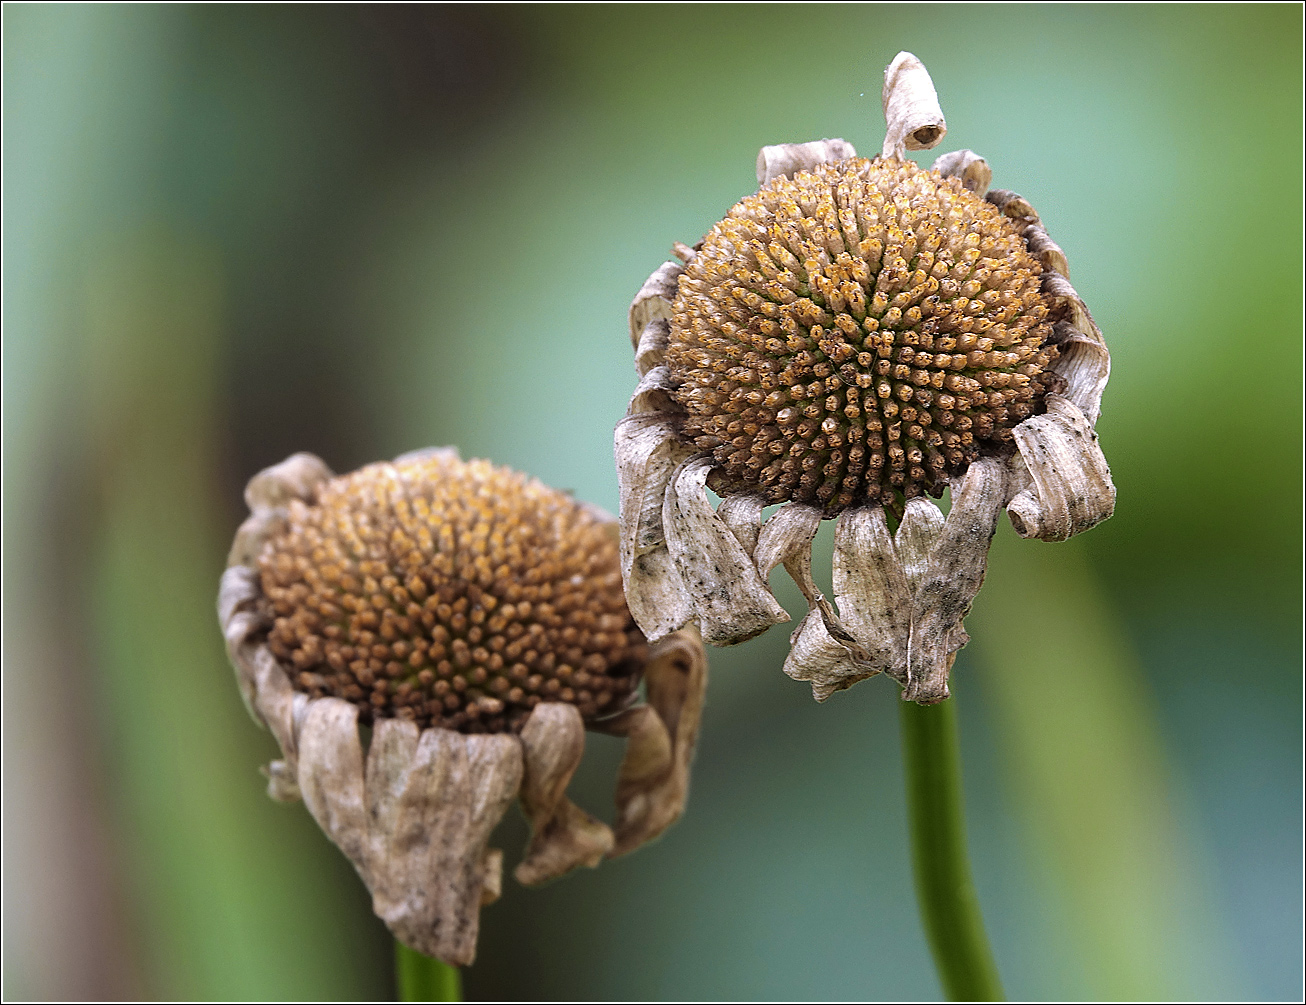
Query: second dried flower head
219 448 706 965
616 52 1114 703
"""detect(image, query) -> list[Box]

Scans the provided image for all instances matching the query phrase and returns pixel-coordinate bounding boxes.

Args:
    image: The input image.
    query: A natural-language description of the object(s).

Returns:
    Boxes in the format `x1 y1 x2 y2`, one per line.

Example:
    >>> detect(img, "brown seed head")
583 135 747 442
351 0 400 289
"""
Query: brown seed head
668 156 1063 514
257 453 646 734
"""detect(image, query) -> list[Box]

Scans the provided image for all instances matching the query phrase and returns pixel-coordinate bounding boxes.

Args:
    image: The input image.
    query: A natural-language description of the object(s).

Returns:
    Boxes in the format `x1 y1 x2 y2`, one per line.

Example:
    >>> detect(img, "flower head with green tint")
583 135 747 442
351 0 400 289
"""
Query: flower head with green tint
220 448 706 966
616 52 1114 704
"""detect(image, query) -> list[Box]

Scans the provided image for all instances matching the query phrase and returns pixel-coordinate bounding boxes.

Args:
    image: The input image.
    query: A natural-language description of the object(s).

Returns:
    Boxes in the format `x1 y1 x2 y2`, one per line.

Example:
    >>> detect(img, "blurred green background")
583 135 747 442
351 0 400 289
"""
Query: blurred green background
4 4 1300 1001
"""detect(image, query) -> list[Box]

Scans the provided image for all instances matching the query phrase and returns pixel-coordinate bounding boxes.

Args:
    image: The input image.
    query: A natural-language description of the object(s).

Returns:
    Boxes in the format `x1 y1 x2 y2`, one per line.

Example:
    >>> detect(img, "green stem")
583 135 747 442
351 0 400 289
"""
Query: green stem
395 941 462 1002
900 697 1005 1002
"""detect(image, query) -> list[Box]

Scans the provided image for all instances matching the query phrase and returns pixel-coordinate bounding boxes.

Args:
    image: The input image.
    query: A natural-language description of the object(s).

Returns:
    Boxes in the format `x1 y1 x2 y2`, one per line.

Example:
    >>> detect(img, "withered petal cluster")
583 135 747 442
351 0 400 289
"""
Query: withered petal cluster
615 52 1114 704
220 448 706 966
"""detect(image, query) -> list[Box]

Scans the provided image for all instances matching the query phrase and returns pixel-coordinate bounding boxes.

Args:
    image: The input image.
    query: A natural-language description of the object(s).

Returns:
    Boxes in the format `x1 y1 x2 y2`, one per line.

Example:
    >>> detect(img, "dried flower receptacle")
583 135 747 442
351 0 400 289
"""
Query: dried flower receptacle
219 449 706 965
616 51 1113 704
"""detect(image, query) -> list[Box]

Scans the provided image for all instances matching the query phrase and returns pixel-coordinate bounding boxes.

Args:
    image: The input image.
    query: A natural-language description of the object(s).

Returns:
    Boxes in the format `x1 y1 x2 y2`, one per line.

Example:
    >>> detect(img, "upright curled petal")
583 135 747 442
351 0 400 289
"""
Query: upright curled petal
882 51 946 159
663 456 789 645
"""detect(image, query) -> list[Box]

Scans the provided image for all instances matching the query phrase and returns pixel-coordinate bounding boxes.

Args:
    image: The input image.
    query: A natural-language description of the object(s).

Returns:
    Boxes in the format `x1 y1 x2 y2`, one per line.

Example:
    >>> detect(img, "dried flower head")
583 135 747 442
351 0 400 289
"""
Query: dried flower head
220 448 706 965
616 52 1113 704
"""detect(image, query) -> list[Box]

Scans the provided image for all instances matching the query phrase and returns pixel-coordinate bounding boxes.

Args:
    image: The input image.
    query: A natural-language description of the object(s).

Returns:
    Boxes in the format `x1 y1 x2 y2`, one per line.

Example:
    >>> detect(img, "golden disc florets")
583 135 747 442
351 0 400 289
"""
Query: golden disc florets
668 156 1064 513
257 453 646 734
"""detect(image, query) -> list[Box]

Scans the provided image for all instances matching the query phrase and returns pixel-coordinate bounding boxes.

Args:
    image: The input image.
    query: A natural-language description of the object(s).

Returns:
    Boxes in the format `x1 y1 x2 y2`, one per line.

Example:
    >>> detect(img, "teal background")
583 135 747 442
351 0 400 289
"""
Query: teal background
4 5 1300 1000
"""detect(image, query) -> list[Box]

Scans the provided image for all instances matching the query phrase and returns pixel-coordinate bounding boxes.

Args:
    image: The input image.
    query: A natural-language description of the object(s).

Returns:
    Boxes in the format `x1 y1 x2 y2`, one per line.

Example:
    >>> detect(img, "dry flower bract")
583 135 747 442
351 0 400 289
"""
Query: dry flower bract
219 448 706 965
615 51 1113 704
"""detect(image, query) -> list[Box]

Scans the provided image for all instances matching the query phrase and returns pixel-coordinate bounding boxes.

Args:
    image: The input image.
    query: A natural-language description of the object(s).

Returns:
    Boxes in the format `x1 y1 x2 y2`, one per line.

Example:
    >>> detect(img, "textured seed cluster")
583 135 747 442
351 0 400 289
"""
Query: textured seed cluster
257 454 646 734
668 157 1061 513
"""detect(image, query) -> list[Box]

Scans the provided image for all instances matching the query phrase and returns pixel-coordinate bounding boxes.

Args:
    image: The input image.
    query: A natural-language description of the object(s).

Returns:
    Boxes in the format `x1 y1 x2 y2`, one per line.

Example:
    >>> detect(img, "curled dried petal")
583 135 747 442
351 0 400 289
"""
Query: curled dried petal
629 261 683 353
755 138 856 184
932 149 992 198
635 318 671 378
882 51 946 159
597 629 707 856
1009 395 1115 542
663 456 789 645
783 606 882 702
515 703 614 886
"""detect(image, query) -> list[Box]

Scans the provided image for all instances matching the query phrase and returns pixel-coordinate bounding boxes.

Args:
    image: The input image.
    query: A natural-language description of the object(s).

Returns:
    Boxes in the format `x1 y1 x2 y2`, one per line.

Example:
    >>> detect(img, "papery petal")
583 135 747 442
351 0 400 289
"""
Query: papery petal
229 453 333 567
882 52 946 159
296 699 370 862
392 445 460 466
782 606 882 702
629 261 683 353
1041 273 1110 425
832 504 910 678
755 502 821 594
299 701 525 968
755 138 856 185
598 629 707 856
1009 395 1115 542
932 149 991 198
902 458 1004 702
717 492 767 556
627 365 679 416
614 413 696 640
893 498 946 594
635 318 671 378
514 703 614 886
1023 223 1070 278
663 456 789 645
244 451 333 512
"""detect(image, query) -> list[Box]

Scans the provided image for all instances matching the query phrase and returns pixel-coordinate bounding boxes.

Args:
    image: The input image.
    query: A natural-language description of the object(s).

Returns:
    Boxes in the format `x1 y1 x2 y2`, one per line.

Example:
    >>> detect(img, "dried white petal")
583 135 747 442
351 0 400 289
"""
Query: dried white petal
717 492 767 556
893 498 946 594
882 52 946 159
614 413 696 640
663 456 789 645
392 445 460 466
782 606 881 702
832 504 911 674
1009 395 1115 542
514 703 614 887
986 188 1039 221
900 458 1004 702
629 260 683 352
627 364 678 416
597 630 707 856
1041 272 1110 425
296 700 522 966
244 451 333 513
755 138 856 185
1023 223 1070 278
932 149 991 198
635 318 671 378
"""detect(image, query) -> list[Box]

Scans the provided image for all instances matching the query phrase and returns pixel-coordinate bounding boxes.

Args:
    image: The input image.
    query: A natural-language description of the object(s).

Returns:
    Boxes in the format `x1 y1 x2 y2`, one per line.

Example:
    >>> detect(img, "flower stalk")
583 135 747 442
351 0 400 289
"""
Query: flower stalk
900 696 1004 1002
395 942 461 1002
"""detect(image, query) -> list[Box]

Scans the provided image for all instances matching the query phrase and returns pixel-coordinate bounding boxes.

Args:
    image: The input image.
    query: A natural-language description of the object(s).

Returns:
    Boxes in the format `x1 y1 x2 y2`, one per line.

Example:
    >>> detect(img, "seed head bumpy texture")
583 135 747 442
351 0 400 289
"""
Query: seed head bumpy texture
257 454 646 735
668 157 1063 513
